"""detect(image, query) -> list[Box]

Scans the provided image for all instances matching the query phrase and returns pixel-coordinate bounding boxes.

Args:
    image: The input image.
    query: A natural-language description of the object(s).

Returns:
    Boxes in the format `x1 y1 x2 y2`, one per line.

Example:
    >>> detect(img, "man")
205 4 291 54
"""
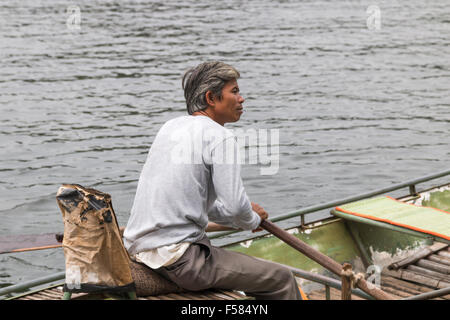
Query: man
123 61 301 300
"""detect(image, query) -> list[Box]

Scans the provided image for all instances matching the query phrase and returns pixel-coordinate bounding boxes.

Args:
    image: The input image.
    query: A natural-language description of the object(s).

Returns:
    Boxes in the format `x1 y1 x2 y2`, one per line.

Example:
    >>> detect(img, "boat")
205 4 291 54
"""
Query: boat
1 169 449 300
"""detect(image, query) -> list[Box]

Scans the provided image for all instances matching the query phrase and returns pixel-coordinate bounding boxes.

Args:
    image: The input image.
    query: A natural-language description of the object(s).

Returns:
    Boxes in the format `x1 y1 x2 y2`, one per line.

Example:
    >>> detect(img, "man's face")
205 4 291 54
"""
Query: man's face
210 79 245 126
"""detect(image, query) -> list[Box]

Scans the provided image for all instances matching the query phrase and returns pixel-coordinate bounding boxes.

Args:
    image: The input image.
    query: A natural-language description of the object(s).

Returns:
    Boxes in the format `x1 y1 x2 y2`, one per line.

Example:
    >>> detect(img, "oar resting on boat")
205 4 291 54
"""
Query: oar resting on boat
259 219 395 300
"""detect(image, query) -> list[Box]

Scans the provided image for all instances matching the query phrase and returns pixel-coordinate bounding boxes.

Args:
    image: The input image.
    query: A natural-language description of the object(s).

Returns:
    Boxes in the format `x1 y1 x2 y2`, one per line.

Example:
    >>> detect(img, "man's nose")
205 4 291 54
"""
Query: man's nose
239 94 245 104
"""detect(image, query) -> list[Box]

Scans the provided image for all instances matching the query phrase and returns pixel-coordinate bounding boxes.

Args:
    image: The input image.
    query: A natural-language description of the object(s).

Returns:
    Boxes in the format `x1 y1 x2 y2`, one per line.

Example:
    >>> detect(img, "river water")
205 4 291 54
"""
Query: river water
1 0 449 288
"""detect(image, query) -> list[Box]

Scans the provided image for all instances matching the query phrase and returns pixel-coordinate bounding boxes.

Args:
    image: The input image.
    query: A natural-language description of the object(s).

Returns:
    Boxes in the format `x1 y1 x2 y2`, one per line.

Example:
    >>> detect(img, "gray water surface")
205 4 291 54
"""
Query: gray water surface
1 0 449 287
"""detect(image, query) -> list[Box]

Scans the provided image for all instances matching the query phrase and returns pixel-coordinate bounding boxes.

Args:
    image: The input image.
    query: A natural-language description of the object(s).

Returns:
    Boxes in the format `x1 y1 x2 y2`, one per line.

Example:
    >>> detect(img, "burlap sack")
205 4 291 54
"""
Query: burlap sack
56 184 135 294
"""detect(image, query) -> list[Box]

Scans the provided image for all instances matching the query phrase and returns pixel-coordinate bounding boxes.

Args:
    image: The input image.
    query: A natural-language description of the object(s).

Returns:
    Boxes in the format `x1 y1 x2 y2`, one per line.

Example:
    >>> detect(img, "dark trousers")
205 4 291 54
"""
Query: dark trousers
154 237 302 300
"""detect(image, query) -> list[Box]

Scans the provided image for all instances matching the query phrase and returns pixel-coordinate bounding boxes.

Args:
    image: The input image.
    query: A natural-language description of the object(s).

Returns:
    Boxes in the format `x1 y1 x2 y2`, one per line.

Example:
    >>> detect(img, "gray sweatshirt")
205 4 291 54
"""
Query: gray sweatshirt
123 115 261 255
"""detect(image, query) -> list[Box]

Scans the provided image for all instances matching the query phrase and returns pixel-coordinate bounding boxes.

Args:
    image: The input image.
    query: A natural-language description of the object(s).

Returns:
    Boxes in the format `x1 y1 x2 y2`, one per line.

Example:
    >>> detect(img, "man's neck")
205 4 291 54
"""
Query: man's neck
192 110 224 126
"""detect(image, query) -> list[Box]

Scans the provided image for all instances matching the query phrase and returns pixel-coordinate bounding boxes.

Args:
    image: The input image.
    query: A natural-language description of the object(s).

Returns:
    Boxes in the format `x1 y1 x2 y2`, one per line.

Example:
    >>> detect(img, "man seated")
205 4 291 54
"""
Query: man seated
123 61 301 300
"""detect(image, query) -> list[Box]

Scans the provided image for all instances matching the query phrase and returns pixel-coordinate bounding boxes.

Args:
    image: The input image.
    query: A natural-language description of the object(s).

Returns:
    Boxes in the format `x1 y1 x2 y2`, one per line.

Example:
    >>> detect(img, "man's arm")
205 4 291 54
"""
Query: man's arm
206 202 268 232
207 202 268 232
208 137 262 230
205 222 236 232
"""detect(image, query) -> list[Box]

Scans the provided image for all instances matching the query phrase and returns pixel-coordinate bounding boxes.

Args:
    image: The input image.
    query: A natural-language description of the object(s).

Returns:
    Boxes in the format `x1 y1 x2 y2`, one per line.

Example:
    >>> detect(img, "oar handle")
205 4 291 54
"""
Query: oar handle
259 219 394 300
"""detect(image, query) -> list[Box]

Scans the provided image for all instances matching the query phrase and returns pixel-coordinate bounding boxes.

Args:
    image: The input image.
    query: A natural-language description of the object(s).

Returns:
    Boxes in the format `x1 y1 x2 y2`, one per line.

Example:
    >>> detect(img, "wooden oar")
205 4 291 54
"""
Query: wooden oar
259 219 395 300
0 233 63 254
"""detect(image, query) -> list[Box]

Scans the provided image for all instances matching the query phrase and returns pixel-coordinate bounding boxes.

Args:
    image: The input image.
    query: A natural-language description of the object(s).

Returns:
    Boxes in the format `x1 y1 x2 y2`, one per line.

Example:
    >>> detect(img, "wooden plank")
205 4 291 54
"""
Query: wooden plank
153 294 176 300
388 243 448 270
217 290 247 300
200 291 220 300
165 293 190 300
41 289 62 296
46 288 67 299
382 276 431 293
381 277 427 296
33 290 61 300
428 254 450 266
175 292 207 300
28 293 54 300
381 276 450 300
176 292 210 300
205 291 227 300
20 290 60 300
381 286 411 298
22 295 46 300
382 276 449 300
16 287 241 301
416 259 450 275
383 269 442 288
29 288 86 300
438 251 450 259
206 292 230 300
195 291 219 300
170 292 201 300
407 265 450 282
40 290 63 299
305 287 366 300
208 291 235 300
405 270 450 289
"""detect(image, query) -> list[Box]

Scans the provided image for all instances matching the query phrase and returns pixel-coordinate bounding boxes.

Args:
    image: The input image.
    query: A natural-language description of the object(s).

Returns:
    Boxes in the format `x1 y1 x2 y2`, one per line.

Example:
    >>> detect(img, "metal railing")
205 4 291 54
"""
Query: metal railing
210 168 450 244
402 286 450 300
0 271 65 298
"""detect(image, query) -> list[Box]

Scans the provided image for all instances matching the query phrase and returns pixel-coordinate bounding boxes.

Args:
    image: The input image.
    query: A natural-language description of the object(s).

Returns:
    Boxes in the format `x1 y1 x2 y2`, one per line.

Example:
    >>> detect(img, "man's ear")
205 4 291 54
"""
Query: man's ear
205 90 215 107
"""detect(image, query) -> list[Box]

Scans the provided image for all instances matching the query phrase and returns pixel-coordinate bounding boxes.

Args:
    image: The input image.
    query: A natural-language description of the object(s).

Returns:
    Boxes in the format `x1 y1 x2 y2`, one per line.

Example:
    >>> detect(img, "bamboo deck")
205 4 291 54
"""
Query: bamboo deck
13 286 248 300
12 245 450 300
306 244 450 300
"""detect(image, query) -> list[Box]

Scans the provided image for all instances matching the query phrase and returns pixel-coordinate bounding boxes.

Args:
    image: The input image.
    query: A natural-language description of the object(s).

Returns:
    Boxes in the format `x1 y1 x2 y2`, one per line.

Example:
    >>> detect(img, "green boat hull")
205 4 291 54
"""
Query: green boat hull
225 185 450 293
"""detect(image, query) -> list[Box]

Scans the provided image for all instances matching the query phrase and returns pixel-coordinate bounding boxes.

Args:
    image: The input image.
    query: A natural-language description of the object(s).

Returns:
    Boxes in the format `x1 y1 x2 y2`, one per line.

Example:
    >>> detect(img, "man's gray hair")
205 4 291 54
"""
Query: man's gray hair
182 61 240 115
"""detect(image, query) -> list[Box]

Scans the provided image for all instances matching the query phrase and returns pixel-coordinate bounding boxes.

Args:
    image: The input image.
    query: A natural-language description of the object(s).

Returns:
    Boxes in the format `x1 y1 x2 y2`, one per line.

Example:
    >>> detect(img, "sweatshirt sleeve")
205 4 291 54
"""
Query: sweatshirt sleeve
207 136 261 230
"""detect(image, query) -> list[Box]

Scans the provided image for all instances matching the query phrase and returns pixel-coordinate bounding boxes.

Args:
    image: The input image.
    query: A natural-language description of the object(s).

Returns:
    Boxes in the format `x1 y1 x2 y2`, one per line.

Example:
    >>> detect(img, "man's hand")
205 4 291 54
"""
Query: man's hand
251 202 268 232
